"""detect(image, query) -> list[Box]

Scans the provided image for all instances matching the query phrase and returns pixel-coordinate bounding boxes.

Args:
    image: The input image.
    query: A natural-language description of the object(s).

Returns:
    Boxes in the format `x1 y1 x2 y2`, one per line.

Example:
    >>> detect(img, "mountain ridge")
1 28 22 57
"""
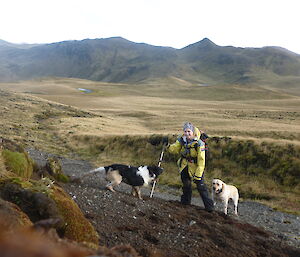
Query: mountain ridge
0 37 300 87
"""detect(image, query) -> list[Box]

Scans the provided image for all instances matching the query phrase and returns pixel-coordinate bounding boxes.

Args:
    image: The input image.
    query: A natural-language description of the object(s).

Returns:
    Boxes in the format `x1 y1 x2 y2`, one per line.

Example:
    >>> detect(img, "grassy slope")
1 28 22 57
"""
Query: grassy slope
0 77 299 213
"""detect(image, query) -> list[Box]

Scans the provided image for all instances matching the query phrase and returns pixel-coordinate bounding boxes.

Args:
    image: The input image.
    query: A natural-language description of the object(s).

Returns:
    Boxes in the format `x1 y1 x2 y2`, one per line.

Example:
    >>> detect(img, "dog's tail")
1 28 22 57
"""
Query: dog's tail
70 166 106 183
76 166 106 179
85 166 106 176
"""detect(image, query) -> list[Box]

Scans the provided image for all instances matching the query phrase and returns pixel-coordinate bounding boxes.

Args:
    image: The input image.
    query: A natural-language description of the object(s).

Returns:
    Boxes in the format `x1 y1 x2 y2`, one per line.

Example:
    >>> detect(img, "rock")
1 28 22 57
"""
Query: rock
0 178 99 248
189 220 196 226
0 198 32 230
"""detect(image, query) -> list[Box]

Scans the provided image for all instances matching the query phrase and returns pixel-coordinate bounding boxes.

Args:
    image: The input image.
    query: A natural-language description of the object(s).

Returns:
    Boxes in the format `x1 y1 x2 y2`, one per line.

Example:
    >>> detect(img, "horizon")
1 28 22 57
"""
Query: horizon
1 36 299 55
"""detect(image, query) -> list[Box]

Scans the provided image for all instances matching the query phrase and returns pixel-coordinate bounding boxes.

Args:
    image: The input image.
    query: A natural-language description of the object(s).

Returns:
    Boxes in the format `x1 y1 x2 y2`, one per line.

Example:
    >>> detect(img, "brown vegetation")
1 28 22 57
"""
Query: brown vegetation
0 224 141 257
0 80 299 213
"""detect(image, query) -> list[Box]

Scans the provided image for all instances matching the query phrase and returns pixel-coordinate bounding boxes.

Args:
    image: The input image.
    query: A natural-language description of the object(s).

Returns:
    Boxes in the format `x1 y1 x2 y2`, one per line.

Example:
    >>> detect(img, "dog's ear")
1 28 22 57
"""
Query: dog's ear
156 167 163 175
150 166 163 176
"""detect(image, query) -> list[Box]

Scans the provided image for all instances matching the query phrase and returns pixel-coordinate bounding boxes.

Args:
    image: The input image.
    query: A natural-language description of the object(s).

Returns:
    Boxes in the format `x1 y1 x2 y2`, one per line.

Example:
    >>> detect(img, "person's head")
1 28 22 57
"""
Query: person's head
183 122 195 141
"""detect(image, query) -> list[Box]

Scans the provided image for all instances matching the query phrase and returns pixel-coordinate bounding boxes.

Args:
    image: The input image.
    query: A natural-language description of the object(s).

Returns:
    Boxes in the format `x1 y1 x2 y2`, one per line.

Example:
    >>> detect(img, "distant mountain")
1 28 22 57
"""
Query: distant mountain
0 37 300 87
0 39 40 49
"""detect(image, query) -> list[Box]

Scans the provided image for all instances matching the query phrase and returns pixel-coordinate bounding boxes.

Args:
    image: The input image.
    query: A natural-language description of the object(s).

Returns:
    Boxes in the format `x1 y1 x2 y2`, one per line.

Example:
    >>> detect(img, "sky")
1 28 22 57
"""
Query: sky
1 0 299 54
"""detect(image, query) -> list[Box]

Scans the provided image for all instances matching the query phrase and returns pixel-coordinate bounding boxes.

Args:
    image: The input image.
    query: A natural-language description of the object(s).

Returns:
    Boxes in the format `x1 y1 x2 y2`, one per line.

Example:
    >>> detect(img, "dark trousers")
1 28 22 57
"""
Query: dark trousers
180 167 214 211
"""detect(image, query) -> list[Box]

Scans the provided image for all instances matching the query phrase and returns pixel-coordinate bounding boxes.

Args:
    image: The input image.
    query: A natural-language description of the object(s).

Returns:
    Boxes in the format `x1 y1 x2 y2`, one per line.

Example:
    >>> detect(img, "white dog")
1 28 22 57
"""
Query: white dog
211 179 239 215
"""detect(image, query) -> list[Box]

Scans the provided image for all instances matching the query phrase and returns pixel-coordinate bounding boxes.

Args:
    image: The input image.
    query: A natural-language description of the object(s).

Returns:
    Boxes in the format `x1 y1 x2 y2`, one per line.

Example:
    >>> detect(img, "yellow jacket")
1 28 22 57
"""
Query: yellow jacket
167 127 206 180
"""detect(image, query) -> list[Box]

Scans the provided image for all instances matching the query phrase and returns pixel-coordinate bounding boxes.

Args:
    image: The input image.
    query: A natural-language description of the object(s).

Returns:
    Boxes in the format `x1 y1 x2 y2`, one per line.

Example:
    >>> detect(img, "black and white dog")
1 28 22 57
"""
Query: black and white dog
86 164 163 199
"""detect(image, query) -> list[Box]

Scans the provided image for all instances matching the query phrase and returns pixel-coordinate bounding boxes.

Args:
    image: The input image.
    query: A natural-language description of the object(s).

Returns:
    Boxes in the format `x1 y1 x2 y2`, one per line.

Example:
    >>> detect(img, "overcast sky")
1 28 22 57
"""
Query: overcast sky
1 0 299 54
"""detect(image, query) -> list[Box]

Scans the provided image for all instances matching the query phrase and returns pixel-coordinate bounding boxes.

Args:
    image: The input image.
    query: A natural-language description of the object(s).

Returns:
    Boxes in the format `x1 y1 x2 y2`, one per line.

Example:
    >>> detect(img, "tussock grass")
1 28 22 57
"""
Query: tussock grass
1 150 34 179
0 150 15 178
0 151 7 174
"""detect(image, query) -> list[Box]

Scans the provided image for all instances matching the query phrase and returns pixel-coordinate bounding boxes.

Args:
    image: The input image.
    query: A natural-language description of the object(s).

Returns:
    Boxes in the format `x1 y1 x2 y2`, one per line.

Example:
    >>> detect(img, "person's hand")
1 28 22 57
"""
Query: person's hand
200 132 209 141
193 178 204 185
162 136 169 146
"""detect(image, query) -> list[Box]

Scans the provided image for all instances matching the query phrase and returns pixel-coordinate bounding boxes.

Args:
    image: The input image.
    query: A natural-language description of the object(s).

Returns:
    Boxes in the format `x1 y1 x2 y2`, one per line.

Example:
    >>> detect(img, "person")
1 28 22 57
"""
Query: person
164 122 214 212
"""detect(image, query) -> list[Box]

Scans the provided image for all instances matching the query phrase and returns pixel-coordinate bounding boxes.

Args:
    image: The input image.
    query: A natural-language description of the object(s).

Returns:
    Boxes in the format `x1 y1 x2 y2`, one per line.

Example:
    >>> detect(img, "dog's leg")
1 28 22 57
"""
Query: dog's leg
137 187 143 200
106 182 116 192
234 203 238 216
233 197 239 215
105 170 122 192
106 179 123 192
223 199 228 215
211 190 216 206
131 187 136 196
133 186 143 200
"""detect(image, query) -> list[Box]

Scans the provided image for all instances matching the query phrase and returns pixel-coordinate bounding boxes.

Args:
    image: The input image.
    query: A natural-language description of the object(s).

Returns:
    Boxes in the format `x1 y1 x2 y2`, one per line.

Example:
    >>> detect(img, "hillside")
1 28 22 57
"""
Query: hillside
1 37 300 91
27 148 300 257
0 140 299 257
0 84 299 256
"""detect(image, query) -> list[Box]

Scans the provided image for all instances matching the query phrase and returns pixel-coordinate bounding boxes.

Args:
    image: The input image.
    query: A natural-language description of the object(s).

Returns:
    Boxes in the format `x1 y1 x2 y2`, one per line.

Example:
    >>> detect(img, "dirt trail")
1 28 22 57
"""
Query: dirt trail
27 148 300 257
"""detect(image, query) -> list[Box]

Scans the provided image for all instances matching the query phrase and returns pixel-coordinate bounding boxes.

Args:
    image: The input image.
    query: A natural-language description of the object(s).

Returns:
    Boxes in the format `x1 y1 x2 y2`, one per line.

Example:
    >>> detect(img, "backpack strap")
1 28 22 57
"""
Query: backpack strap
178 136 185 146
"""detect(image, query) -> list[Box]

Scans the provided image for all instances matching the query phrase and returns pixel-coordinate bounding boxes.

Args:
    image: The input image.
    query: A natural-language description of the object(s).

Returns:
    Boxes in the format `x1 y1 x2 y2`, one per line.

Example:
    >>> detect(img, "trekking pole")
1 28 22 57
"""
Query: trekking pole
150 144 166 198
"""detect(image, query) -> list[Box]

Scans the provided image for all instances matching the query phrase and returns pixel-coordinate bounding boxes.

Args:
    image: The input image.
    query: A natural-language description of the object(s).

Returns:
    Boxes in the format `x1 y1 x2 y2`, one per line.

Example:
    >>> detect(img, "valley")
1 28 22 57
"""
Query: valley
1 77 300 145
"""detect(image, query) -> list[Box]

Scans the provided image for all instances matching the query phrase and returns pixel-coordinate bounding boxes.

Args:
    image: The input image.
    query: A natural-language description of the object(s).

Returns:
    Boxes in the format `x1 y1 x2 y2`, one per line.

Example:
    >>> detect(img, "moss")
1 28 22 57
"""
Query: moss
56 173 70 183
50 185 99 248
2 150 34 179
2 177 53 196
44 157 69 183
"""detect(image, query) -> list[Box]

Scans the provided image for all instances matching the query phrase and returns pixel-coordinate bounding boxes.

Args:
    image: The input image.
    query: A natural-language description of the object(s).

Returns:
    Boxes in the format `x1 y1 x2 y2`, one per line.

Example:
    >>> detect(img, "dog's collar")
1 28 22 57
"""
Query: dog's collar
216 188 223 194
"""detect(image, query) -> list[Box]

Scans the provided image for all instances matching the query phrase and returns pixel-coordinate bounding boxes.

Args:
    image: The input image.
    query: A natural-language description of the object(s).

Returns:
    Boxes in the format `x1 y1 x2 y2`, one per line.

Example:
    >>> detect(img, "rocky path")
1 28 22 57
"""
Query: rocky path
27 148 300 255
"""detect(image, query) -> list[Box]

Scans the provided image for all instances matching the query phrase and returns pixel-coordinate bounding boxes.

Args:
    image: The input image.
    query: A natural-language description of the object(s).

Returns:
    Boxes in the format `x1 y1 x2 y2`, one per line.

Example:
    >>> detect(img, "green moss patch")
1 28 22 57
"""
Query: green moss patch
50 185 99 247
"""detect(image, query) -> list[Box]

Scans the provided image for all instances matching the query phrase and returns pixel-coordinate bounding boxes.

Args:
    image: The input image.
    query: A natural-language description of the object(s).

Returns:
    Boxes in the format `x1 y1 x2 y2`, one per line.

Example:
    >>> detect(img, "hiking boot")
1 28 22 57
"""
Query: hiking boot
205 208 214 213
